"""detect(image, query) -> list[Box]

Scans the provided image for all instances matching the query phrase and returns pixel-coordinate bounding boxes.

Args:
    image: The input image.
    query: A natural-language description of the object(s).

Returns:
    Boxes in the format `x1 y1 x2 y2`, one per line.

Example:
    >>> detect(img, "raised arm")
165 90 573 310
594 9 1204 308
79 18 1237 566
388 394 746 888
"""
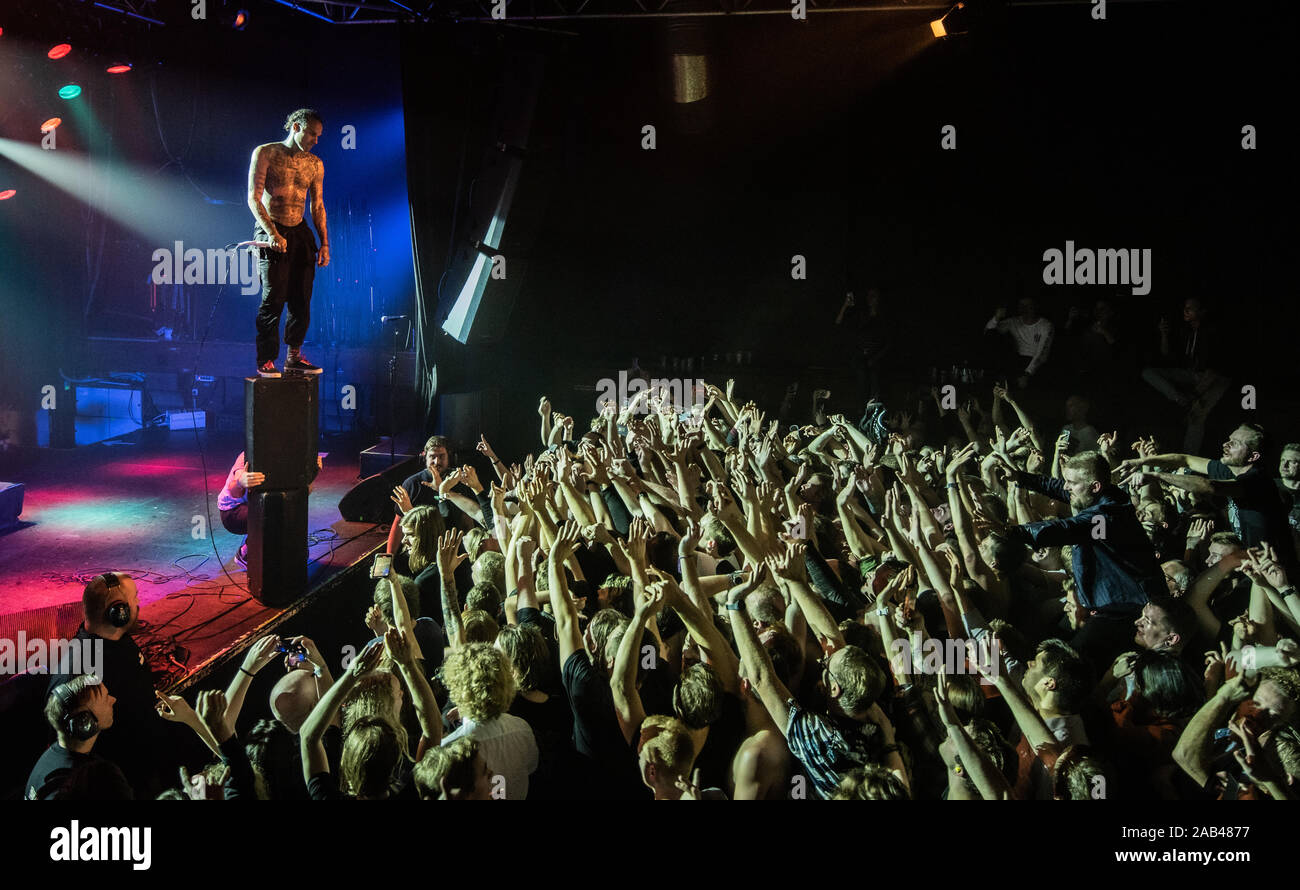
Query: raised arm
548 521 587 666
726 567 794 733
767 541 845 654
385 627 442 753
658 577 740 695
611 585 662 744
537 396 556 446
301 638 384 785
1173 674 1255 789
436 529 468 650
935 668 1013 800
221 634 282 728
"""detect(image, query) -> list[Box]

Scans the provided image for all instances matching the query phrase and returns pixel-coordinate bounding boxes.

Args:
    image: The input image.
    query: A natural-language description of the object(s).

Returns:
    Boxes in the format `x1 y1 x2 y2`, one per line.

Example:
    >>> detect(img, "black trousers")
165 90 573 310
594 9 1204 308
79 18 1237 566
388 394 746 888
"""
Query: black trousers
255 221 318 364
220 503 248 536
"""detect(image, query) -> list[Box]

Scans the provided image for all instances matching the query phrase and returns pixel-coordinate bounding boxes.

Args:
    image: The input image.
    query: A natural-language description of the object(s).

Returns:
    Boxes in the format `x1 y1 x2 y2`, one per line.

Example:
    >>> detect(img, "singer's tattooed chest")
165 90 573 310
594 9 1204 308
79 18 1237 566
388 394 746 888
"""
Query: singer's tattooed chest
263 149 321 227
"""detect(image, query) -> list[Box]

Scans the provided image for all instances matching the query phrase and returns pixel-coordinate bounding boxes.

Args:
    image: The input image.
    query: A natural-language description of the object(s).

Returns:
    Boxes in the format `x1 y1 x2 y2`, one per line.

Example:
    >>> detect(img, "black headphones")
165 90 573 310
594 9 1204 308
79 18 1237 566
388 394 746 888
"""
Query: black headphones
52 681 99 742
97 572 132 629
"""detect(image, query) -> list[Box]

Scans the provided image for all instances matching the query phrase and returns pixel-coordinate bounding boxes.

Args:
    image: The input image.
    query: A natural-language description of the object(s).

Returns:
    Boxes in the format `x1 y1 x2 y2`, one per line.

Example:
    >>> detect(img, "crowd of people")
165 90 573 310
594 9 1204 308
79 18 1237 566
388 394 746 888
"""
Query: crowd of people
22 354 1300 800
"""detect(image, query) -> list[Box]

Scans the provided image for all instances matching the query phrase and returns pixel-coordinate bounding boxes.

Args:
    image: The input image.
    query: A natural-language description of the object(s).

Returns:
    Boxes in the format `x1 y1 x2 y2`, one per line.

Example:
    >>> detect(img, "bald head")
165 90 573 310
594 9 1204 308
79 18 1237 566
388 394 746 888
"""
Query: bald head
270 669 322 734
82 573 139 639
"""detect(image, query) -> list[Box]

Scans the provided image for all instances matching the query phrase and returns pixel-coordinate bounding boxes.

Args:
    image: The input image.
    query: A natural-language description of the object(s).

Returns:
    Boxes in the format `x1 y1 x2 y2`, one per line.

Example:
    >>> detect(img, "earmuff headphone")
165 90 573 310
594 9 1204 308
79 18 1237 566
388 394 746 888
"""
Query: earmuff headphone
98 572 132 629
53 681 99 742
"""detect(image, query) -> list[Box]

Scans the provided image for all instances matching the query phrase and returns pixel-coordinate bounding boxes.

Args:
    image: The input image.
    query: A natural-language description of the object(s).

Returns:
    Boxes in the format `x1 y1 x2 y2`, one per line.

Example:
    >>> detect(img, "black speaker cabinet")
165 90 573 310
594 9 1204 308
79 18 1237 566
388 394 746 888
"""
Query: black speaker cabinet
338 456 420 523
245 376 319 489
247 488 309 606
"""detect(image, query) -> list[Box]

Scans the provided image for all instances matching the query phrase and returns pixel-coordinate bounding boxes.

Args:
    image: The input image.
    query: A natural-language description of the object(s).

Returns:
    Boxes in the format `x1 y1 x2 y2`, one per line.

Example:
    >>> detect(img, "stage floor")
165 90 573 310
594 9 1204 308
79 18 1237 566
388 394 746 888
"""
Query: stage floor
0 429 387 689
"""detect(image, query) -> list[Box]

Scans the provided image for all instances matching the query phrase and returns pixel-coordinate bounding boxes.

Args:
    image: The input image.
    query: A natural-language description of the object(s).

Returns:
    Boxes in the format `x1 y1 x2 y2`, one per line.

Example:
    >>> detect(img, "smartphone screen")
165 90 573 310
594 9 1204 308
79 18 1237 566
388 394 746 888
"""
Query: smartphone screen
370 554 393 579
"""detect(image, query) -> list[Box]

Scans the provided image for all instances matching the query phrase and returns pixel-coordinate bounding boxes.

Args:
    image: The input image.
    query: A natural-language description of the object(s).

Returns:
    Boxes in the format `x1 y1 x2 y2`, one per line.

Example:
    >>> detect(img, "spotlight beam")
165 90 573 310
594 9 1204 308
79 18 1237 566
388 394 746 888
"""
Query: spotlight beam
0 138 233 246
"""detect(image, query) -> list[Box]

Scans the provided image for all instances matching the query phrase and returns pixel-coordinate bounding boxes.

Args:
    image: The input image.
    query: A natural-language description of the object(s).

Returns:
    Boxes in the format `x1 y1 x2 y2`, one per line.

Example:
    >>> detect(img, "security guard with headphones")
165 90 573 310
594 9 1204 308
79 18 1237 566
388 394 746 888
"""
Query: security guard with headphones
25 674 124 799
45 572 164 795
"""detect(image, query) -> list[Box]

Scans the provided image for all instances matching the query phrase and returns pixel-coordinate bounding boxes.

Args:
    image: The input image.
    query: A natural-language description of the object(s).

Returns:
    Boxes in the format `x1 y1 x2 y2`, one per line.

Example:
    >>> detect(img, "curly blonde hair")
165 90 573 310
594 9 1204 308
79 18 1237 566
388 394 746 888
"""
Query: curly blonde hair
441 643 516 723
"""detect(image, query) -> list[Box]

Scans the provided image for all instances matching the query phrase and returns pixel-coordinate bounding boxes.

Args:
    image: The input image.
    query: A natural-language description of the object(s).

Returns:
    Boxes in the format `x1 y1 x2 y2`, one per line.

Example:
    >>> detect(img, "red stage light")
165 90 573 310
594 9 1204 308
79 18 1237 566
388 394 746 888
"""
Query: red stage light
41 117 62 133
234 10 247 28
106 63 132 74
0 190 16 201
48 43 72 59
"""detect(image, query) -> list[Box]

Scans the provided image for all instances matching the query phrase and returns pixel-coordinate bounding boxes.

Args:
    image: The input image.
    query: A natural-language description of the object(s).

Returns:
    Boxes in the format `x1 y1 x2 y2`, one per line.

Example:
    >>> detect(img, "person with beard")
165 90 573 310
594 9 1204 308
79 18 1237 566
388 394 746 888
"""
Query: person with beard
1116 423 1298 577
993 451 1165 667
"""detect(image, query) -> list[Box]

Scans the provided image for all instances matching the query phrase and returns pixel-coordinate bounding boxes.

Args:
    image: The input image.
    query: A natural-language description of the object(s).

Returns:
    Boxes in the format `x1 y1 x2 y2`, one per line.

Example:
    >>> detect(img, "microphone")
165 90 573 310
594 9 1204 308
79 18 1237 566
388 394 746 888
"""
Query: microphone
380 315 408 323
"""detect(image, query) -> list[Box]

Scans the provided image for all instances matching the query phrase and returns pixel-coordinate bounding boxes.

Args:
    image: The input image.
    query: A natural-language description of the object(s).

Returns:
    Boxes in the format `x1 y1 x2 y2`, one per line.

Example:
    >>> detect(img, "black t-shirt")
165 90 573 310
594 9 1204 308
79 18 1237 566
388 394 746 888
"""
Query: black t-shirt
401 470 485 532
561 651 650 800
26 744 122 800
509 692 574 796
47 627 171 793
1275 480 1300 535
1207 461 1296 567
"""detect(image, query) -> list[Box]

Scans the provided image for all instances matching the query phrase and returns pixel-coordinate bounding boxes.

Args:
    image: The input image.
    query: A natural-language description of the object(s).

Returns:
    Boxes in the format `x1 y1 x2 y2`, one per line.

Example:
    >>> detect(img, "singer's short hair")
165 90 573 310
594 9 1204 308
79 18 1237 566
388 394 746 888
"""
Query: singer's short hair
284 109 323 132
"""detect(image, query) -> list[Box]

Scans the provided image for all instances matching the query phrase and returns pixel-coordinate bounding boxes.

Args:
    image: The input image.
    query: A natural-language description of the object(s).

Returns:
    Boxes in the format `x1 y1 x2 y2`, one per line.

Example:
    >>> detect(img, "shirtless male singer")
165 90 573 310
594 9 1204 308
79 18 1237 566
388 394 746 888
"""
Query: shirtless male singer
247 108 330 377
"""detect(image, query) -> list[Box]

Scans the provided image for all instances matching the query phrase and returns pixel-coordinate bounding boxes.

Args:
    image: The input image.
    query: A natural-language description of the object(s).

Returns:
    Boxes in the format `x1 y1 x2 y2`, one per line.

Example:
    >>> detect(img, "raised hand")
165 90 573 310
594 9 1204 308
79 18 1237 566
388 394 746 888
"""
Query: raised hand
679 516 703 556
552 519 584 560
196 689 232 742
383 626 414 668
585 519 613 548
538 396 552 418
460 464 482 492
638 581 670 618
155 691 200 726
240 634 282 676
365 604 391 637
946 442 978 480
1256 543 1292 590
623 517 651 565
708 480 742 523
1025 449 1045 474
349 637 385 679
1007 426 1032 450
436 528 468 575
766 540 808 583
391 485 414 516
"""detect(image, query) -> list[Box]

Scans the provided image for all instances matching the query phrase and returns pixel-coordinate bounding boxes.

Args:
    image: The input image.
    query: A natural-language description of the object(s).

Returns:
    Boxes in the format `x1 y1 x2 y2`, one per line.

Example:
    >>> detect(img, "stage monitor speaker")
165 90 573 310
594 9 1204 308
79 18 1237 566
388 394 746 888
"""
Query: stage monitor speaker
338 456 420 523
245 376 319 489
247 488 308 606
0 482 24 531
